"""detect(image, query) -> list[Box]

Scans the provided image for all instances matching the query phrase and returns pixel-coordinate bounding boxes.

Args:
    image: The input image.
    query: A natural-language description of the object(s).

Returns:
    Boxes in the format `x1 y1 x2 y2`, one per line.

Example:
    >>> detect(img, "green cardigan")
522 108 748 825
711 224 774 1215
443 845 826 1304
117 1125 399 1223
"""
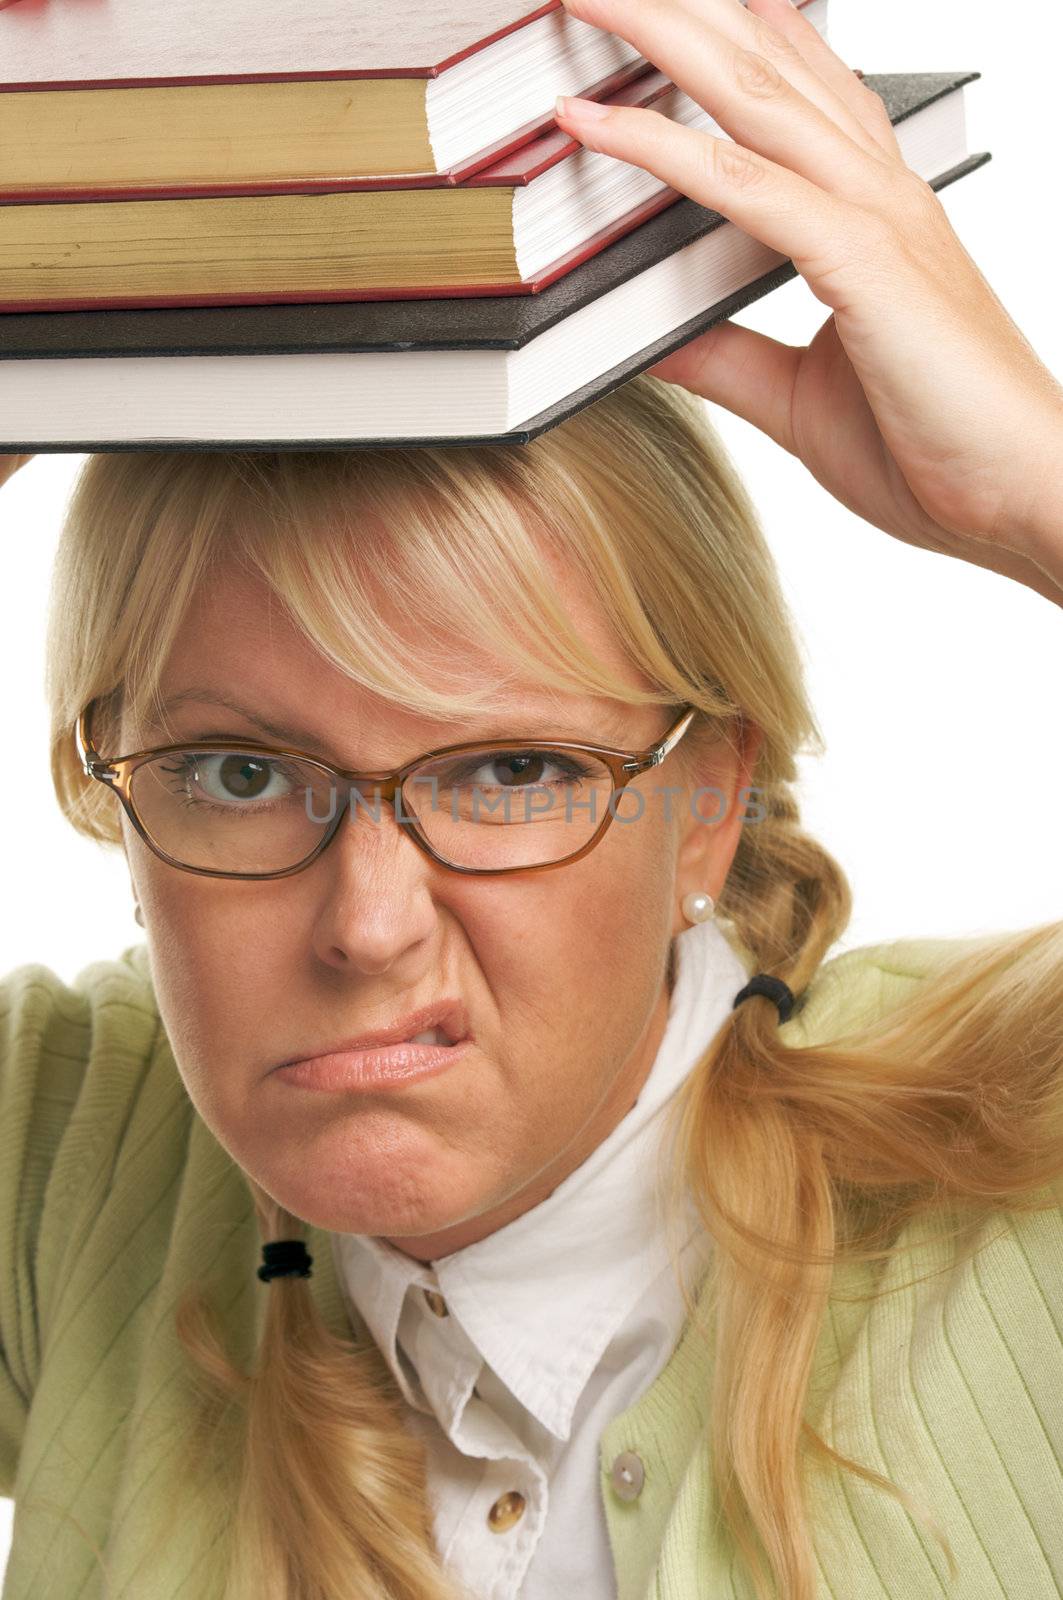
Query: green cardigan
1 935 1060 1598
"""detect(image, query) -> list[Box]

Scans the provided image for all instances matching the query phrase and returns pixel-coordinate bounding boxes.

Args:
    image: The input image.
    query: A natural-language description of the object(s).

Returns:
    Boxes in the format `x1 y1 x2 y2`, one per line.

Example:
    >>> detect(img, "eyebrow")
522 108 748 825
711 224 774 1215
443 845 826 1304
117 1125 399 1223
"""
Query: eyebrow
142 687 637 759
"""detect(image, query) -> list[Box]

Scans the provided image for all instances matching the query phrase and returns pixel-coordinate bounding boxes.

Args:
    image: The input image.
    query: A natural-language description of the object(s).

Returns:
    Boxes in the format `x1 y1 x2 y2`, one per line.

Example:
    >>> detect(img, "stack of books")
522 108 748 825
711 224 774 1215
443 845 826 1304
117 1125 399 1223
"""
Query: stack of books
0 0 988 449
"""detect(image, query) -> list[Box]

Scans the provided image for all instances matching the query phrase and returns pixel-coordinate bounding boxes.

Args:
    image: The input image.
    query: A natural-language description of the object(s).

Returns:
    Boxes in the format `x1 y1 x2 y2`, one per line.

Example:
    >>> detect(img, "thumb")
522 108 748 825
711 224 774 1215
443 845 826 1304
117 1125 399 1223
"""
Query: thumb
646 320 802 454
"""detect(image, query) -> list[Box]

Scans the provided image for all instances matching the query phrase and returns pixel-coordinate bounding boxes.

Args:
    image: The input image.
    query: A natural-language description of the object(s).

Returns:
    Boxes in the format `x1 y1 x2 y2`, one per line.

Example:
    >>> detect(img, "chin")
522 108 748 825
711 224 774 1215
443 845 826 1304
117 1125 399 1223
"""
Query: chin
267 1170 469 1243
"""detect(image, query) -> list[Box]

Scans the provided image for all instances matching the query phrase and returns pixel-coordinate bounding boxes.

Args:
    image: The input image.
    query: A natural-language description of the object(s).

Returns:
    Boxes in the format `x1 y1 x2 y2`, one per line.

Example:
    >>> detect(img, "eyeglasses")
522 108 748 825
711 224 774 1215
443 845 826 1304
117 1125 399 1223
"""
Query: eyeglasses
74 698 700 881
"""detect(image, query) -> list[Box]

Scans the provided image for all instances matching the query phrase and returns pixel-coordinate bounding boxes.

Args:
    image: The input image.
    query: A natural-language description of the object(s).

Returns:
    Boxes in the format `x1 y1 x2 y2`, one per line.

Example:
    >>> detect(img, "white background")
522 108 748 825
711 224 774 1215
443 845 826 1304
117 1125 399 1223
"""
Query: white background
1 0 1061 1561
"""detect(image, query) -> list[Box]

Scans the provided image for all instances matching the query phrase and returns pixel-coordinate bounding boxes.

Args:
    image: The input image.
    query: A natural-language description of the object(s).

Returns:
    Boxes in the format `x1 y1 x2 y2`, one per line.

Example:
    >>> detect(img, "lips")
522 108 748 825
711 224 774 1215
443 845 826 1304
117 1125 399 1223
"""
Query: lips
277 998 470 1069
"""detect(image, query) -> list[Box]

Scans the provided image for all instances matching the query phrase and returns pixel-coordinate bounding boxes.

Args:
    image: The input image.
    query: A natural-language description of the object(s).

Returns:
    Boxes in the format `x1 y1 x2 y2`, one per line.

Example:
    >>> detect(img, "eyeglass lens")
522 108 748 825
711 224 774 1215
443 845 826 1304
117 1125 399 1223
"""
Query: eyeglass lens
127 743 620 873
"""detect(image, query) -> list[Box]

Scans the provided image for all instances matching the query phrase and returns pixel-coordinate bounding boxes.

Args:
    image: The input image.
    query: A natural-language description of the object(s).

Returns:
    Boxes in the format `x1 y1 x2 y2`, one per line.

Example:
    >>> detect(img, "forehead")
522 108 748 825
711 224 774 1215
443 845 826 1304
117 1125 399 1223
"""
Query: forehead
142 553 655 745
176 548 627 657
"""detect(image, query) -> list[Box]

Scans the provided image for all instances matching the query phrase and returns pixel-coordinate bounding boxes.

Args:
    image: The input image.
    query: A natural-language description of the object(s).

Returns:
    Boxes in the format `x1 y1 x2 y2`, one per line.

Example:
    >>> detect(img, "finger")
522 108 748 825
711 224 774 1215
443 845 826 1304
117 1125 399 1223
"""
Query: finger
746 0 902 158
559 0 897 205
646 320 802 451
553 99 897 303
561 0 891 170
706 0 894 161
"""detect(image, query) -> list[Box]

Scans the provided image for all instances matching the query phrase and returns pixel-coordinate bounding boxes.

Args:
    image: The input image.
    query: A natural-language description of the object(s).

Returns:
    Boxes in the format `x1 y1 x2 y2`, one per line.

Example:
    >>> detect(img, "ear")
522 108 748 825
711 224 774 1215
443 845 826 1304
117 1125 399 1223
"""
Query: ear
672 716 764 937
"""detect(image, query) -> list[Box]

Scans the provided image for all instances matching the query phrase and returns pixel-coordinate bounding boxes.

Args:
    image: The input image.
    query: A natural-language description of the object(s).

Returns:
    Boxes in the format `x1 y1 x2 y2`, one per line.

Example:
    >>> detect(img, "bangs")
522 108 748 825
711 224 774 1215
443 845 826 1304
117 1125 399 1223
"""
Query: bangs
128 445 688 746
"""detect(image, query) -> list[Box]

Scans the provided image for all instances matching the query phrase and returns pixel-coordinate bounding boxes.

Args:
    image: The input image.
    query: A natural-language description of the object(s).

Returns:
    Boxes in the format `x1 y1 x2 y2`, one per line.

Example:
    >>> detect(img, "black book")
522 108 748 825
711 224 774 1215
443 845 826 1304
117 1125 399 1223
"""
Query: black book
0 72 987 451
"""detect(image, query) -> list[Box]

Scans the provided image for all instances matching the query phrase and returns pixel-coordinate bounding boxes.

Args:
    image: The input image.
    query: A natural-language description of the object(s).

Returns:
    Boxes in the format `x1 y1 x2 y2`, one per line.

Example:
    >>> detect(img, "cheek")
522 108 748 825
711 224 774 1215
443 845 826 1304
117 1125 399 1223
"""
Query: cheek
135 874 268 1115
512 815 675 1074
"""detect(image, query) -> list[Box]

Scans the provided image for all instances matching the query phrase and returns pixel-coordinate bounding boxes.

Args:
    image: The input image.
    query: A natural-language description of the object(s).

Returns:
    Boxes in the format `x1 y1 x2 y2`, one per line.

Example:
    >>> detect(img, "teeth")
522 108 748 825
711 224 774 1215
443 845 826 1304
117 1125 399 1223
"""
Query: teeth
409 1027 449 1047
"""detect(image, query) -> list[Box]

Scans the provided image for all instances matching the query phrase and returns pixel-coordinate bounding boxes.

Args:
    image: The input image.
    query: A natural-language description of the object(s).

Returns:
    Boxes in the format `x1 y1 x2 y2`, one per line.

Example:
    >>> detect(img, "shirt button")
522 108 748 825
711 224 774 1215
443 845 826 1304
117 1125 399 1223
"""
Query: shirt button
423 1289 449 1317
487 1491 526 1532
610 1451 646 1502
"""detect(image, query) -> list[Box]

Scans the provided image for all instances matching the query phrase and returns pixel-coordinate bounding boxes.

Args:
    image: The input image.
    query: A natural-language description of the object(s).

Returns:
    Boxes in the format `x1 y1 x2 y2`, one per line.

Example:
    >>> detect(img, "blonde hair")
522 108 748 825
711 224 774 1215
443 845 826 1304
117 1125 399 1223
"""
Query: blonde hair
43 377 1063 1600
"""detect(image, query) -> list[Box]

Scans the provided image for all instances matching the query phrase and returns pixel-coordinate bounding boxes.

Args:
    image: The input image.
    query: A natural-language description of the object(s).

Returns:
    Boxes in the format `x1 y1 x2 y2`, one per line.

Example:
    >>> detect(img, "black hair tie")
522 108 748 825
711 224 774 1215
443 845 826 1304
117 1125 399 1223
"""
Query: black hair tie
258 1239 314 1283
732 973 797 1025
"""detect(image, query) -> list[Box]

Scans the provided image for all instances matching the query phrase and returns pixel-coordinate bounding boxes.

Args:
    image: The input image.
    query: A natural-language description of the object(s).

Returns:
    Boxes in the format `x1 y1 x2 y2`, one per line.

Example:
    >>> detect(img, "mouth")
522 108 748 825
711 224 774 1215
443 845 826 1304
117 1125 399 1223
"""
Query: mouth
276 998 470 1070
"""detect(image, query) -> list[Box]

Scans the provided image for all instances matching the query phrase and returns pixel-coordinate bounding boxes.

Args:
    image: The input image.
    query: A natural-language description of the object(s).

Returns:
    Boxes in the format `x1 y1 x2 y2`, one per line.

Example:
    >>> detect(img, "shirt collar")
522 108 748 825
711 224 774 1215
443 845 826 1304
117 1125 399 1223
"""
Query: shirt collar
332 917 749 1440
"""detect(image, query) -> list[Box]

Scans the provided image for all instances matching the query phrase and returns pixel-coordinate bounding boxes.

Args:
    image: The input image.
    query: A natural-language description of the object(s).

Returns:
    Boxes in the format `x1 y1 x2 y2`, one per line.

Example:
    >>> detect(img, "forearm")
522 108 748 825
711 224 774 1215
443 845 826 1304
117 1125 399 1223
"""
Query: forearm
1004 548 1062 609
956 531 1061 608
1007 400 1063 604
1016 541 1063 608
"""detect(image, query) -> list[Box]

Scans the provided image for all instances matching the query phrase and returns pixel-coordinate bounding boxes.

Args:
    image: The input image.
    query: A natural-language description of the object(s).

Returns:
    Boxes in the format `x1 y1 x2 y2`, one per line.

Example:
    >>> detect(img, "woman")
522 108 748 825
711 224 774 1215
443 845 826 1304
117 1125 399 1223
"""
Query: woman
1 0 1061 1597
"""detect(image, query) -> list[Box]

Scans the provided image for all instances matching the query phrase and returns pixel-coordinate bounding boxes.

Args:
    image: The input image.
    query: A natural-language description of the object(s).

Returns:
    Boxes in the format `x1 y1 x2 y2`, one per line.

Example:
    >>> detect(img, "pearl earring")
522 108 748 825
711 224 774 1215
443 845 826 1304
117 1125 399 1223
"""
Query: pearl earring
681 891 715 925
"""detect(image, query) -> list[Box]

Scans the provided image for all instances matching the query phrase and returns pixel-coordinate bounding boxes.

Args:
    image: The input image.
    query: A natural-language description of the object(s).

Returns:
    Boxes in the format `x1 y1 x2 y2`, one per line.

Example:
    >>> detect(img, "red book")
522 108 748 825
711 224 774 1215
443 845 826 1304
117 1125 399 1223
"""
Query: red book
0 0 650 187
0 0 825 191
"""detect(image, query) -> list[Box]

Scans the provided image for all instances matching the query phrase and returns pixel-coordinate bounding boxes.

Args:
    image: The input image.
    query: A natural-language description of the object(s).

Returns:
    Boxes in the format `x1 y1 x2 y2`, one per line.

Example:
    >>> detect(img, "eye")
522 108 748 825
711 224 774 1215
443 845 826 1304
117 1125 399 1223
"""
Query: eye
429 750 596 790
157 751 301 808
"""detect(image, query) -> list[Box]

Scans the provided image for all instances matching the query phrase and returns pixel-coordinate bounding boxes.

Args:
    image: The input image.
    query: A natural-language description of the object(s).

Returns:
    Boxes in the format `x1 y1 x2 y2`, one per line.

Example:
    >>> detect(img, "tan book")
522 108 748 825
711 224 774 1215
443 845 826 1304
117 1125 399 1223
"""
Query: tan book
0 71 763 310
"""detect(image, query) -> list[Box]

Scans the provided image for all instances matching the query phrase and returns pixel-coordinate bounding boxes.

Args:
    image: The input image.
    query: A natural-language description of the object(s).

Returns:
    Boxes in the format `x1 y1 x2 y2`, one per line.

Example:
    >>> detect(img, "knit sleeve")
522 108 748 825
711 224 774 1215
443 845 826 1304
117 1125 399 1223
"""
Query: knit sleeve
0 945 160 1500
0 963 95 1497
782 928 1016 1047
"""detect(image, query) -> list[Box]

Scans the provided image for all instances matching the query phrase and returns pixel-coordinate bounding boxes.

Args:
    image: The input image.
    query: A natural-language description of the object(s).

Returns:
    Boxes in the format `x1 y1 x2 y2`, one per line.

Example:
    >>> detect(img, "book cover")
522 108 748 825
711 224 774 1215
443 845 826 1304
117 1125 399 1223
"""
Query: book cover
2 0 576 85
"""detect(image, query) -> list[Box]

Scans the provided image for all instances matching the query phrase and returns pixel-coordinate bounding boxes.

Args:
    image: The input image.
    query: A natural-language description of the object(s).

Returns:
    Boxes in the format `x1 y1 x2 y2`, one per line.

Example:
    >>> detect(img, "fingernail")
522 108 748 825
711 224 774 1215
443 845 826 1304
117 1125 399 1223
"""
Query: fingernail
556 94 612 122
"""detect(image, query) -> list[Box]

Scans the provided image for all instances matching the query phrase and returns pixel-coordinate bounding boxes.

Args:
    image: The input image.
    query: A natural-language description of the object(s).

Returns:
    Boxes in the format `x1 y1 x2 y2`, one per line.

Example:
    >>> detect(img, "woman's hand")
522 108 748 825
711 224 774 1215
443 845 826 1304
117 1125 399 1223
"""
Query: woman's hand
0 455 34 490
555 0 1063 603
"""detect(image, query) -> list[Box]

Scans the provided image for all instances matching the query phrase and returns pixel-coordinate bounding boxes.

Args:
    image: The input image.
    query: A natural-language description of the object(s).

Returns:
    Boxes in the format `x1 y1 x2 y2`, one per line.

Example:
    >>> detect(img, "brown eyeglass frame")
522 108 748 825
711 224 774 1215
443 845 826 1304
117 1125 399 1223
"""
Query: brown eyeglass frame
74 697 701 882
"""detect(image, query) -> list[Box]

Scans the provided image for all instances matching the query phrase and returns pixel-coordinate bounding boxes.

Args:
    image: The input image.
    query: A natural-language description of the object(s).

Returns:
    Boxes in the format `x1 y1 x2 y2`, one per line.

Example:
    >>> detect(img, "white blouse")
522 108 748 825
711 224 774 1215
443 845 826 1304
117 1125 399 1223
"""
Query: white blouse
331 916 749 1600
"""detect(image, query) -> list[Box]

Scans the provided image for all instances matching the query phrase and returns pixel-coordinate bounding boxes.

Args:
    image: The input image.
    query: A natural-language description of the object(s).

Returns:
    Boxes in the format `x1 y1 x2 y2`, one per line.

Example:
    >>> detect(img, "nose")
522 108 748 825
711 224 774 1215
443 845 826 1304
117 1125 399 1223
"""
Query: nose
306 788 443 973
